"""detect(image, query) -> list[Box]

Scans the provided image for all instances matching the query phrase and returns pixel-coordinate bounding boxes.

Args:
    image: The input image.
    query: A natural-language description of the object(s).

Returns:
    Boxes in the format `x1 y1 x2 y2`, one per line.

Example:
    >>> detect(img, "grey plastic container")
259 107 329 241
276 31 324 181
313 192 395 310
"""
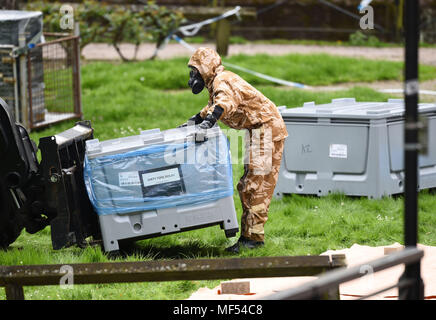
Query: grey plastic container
85 126 239 252
275 98 436 199
0 11 44 124
0 10 43 46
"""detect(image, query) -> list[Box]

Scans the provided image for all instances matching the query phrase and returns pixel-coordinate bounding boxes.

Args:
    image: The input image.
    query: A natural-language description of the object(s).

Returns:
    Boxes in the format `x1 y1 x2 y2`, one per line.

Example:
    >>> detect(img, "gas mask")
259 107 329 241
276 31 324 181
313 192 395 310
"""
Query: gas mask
188 67 205 94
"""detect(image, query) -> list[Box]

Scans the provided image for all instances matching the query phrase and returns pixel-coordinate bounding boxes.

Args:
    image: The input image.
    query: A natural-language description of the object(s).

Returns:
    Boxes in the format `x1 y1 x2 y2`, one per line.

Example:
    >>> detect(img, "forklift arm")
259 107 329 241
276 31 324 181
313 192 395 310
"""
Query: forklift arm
0 97 100 249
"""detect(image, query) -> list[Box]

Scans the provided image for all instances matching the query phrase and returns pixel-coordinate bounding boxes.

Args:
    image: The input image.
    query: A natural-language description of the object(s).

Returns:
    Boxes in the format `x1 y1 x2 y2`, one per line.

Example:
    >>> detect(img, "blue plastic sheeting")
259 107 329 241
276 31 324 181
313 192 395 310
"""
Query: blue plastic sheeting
84 132 234 215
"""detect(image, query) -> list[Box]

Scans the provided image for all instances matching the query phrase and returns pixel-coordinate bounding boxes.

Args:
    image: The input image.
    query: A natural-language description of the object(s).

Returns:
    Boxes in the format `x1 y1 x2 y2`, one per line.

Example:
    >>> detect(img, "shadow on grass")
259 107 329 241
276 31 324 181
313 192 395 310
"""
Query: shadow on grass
280 191 405 202
280 187 436 204
0 245 24 253
110 240 231 261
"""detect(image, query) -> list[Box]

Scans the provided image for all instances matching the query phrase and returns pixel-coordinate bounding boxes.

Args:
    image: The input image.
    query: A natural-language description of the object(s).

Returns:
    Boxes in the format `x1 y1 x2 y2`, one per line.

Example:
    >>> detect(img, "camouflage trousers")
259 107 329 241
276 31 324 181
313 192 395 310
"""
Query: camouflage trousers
237 126 285 242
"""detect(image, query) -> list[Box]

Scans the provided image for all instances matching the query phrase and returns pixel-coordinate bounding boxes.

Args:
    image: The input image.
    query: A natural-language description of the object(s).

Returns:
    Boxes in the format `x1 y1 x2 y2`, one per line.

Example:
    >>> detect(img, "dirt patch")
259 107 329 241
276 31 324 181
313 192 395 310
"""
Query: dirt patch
187 243 436 300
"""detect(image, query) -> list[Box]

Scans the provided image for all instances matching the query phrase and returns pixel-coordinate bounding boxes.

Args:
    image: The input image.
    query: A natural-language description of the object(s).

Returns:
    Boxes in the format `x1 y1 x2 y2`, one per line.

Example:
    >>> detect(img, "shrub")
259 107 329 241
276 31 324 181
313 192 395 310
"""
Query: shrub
348 31 382 47
26 0 185 61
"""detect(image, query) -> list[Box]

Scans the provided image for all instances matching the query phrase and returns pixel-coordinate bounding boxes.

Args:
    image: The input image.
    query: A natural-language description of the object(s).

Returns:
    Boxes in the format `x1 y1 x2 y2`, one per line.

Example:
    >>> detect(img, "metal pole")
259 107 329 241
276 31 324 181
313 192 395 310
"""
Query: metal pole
27 53 33 129
18 20 28 128
263 248 423 300
73 22 83 119
399 0 424 300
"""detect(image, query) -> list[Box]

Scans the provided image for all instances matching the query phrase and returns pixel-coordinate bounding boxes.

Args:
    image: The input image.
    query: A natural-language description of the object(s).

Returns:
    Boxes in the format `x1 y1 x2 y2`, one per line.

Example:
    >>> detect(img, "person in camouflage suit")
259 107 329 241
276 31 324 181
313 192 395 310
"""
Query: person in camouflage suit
180 47 288 253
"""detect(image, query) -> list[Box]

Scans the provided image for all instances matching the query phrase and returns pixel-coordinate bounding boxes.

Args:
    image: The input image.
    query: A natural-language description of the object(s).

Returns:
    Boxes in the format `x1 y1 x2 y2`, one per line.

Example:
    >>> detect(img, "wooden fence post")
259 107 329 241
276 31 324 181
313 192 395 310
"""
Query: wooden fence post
5 284 24 300
216 19 231 57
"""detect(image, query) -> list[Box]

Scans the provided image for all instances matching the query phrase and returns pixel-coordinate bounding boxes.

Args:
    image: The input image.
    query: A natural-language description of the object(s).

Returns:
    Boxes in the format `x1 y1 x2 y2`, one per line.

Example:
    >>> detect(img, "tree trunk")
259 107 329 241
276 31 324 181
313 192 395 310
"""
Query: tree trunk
113 43 130 62
1 0 20 10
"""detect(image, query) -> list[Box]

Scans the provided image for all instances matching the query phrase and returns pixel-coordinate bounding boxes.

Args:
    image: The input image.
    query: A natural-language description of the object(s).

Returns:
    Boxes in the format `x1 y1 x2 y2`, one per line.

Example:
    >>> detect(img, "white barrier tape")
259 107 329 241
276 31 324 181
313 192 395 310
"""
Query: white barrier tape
178 6 241 37
222 62 310 89
319 0 384 32
152 6 241 57
358 0 373 11
150 33 173 58
172 35 196 52
379 89 436 96
151 7 310 89
172 35 310 89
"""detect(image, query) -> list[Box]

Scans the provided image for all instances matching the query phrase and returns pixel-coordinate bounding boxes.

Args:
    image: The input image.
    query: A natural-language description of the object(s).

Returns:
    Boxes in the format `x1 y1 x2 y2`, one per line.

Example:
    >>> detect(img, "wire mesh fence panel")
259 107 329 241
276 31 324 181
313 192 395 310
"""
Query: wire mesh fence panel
27 35 81 130
27 46 45 125
0 46 19 120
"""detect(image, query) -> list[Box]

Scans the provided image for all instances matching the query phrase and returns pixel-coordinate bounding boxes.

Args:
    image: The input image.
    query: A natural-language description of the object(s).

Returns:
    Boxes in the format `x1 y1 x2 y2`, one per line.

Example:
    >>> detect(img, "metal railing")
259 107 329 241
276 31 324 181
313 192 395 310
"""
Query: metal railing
0 254 346 300
261 247 424 300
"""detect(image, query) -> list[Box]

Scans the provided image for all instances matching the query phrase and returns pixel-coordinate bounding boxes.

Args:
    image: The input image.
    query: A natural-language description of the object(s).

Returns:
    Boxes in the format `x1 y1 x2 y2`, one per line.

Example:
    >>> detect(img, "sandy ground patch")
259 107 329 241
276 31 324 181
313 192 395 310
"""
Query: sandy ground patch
187 243 436 300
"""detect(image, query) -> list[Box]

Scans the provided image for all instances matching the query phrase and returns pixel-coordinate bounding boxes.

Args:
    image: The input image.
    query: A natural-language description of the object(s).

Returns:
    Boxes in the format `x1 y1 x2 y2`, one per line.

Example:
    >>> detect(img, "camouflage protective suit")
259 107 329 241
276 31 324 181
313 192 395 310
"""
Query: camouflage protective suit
188 47 288 242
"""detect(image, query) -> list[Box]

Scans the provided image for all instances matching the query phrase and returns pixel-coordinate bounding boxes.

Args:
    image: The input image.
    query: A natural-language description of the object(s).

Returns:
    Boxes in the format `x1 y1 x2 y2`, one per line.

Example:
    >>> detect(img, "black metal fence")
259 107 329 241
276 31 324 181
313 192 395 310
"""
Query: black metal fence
261 247 424 300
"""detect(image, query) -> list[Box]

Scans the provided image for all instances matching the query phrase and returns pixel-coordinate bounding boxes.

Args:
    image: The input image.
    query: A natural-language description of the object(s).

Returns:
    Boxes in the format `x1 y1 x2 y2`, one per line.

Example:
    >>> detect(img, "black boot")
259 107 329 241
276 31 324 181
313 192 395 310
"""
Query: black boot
225 236 264 254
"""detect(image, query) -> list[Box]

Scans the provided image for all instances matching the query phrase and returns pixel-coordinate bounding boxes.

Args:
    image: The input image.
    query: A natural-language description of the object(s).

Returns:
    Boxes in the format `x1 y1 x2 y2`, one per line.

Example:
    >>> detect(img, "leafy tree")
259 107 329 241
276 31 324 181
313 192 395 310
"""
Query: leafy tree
26 0 185 61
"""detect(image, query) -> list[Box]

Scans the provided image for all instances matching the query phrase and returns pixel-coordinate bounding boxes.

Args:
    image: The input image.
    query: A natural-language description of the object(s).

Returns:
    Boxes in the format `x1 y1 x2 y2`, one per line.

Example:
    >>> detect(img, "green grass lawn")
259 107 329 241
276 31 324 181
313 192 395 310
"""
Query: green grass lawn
1 54 436 300
81 53 436 91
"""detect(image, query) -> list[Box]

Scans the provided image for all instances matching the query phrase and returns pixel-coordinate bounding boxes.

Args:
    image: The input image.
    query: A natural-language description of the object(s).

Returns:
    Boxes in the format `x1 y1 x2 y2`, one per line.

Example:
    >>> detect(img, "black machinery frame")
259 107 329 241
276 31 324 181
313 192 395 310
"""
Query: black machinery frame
0 97 100 251
400 0 424 300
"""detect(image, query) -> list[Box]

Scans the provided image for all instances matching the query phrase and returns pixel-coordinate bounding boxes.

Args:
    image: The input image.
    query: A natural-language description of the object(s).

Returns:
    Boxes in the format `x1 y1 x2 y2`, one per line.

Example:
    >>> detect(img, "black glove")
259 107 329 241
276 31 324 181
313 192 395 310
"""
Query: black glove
178 113 203 128
193 105 224 142
197 105 224 130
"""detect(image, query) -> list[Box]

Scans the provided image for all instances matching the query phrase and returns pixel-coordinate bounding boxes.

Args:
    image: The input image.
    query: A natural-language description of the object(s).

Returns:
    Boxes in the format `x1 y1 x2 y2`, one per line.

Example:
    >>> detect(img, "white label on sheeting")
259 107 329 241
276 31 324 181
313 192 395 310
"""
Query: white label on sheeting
142 168 181 187
119 171 141 186
329 144 348 159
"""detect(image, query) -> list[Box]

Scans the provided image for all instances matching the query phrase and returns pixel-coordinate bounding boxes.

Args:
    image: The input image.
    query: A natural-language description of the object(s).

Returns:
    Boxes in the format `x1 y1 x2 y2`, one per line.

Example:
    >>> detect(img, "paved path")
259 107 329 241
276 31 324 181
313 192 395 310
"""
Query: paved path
82 43 436 66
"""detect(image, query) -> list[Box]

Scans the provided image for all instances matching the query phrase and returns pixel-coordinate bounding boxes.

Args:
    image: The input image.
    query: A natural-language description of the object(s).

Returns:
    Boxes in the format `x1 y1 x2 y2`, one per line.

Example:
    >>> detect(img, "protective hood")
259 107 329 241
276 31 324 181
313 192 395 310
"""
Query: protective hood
188 47 225 90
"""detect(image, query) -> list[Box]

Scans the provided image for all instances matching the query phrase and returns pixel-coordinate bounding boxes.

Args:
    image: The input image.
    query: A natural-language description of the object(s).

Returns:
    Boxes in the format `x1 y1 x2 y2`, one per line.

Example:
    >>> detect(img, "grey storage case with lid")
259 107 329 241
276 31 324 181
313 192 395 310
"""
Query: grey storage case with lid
0 10 44 125
275 98 436 199
0 10 43 46
84 126 239 252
